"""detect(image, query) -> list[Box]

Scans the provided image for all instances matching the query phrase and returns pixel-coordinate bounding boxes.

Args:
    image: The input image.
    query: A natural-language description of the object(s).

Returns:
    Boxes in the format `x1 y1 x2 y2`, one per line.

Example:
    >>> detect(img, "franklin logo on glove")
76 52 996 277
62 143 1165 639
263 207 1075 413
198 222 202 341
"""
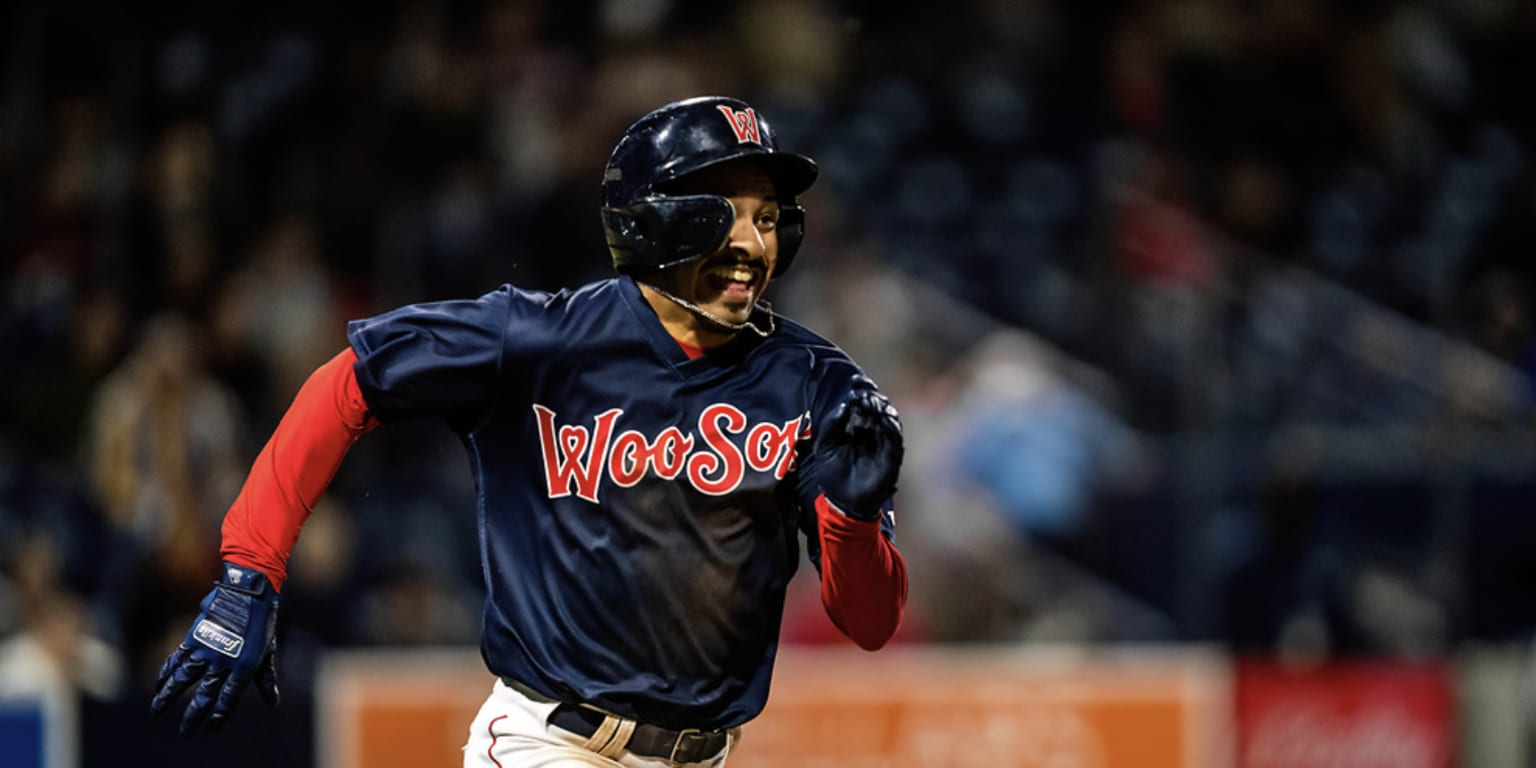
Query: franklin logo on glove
194 620 244 658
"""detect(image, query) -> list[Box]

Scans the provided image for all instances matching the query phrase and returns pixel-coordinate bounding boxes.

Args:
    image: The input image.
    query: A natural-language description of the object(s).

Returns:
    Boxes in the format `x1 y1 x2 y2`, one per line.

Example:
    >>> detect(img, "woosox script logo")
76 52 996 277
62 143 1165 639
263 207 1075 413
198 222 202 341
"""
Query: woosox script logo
535 404 807 502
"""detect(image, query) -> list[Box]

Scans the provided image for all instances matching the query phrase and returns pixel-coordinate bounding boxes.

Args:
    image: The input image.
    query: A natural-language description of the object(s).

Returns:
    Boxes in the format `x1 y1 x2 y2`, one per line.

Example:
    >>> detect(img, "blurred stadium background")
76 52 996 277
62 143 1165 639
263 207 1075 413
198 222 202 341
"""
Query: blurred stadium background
4 0 1536 765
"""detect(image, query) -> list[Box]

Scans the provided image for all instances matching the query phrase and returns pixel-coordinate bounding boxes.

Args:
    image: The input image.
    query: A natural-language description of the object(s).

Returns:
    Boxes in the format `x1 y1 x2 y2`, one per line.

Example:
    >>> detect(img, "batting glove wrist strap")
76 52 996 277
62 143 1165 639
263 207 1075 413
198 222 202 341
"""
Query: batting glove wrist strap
211 564 270 596
820 494 883 524
151 561 281 736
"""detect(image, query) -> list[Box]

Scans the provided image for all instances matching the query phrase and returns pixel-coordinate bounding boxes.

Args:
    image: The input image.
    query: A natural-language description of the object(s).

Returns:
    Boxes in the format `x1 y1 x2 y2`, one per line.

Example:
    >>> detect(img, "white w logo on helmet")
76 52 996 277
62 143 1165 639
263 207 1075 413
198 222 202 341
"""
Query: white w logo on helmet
716 106 761 144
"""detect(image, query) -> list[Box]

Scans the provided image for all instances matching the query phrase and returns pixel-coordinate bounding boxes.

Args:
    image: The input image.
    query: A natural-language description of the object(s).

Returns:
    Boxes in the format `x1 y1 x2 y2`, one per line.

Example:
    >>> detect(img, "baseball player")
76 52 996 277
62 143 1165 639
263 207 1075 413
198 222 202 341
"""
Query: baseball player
150 96 908 767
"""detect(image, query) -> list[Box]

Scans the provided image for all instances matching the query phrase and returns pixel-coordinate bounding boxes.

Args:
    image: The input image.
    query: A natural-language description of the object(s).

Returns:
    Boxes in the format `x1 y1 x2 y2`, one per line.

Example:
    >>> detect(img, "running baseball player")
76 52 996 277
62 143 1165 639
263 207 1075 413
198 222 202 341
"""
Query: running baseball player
151 96 908 767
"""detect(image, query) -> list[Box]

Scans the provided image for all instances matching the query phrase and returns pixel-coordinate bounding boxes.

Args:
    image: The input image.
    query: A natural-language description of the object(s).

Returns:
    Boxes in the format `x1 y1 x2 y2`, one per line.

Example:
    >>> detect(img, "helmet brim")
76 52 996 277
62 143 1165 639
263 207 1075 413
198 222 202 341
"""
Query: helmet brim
755 152 819 199
663 151 819 200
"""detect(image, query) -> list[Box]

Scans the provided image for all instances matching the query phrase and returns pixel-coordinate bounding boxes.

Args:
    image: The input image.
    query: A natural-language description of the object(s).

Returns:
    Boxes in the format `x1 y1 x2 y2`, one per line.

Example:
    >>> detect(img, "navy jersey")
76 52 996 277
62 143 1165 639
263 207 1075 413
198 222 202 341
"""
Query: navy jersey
346 275 897 729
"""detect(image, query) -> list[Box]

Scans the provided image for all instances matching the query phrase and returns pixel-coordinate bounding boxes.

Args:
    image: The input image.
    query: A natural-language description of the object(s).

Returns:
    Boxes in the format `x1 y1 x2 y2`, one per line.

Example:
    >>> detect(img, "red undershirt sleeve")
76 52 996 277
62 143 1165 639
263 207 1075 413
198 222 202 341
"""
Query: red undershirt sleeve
813 494 908 650
221 347 378 592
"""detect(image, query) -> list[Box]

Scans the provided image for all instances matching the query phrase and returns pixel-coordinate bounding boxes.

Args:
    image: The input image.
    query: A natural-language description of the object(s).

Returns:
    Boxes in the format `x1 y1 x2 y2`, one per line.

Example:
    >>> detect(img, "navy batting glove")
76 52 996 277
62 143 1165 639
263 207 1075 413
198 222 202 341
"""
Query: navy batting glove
151 562 280 736
817 376 904 521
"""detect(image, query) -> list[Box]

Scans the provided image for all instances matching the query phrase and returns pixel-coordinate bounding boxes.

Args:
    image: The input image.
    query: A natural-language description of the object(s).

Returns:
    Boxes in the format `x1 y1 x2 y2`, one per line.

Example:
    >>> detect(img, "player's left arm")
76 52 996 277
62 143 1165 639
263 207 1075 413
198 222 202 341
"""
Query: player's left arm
801 372 908 650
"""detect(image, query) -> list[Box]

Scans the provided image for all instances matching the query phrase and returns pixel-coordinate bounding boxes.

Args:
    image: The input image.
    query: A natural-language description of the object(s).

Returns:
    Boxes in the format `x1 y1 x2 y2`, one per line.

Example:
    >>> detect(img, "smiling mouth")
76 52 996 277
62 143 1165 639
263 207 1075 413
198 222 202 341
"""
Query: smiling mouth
702 262 764 299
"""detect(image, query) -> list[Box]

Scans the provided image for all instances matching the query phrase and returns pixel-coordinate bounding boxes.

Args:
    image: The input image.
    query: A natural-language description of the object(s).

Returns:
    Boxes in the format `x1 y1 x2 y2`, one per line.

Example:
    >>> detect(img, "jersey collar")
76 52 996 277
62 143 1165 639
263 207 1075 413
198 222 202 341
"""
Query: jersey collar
616 275 770 378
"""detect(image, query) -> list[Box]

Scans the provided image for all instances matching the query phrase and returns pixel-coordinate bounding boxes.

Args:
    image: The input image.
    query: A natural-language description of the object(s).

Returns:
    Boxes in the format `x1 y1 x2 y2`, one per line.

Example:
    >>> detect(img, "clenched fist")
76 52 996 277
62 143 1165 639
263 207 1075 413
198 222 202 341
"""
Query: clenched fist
816 375 904 521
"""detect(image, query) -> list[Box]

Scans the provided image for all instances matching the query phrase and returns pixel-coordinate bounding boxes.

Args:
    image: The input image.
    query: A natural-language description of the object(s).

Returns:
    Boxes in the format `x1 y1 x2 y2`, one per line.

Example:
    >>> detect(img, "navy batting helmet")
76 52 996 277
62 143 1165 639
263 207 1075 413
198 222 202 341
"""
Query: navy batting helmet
601 96 818 277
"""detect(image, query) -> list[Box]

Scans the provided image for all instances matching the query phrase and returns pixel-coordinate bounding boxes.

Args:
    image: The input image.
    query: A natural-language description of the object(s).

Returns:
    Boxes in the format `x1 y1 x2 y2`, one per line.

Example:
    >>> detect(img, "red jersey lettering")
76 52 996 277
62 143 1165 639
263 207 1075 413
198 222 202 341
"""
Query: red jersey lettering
689 404 747 495
745 415 802 479
653 427 692 480
535 406 621 503
534 404 802 501
608 430 650 488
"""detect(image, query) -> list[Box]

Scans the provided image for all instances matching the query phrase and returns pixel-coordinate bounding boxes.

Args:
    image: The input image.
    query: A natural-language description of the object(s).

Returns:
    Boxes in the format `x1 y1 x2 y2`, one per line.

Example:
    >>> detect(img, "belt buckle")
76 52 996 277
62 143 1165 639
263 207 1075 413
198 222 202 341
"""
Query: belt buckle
668 728 708 763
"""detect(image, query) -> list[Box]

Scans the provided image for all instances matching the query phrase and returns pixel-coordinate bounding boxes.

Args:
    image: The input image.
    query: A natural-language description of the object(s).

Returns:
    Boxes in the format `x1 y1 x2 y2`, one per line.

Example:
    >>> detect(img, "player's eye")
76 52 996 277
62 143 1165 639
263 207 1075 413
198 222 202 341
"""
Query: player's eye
755 211 779 231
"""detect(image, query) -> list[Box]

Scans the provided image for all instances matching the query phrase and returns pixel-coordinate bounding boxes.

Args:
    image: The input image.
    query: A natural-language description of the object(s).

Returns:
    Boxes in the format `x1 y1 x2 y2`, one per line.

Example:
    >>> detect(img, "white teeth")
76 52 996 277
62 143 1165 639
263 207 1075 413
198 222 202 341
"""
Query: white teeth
708 265 758 283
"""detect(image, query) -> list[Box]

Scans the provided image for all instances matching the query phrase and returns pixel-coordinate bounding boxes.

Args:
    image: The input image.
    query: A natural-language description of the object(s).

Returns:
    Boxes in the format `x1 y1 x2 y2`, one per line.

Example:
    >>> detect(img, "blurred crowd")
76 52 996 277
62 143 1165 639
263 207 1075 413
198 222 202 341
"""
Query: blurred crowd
5 0 1536 762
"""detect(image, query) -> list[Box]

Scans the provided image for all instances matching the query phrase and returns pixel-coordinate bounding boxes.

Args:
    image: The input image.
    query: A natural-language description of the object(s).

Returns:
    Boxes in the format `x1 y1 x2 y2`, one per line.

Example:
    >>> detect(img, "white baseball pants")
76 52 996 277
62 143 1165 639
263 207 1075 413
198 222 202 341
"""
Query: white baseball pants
462 678 739 768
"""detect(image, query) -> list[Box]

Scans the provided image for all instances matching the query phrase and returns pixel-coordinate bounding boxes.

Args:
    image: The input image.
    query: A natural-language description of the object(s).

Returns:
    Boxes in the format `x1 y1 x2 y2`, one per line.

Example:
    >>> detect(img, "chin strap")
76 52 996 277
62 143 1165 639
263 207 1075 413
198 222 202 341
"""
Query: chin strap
642 282 777 338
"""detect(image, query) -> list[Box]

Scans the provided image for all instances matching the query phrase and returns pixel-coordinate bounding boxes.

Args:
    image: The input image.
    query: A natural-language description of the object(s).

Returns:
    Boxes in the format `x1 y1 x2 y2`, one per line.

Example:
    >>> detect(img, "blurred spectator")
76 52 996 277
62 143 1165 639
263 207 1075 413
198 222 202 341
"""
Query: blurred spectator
125 119 219 320
212 214 343 415
0 531 124 700
906 326 1172 644
8 287 126 469
948 331 1145 543
83 314 244 675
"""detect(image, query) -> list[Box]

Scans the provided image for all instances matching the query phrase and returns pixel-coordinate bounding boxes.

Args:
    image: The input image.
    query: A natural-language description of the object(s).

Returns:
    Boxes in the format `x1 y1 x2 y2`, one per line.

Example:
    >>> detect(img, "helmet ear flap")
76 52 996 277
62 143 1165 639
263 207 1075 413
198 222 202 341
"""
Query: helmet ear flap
772 205 806 277
602 194 735 275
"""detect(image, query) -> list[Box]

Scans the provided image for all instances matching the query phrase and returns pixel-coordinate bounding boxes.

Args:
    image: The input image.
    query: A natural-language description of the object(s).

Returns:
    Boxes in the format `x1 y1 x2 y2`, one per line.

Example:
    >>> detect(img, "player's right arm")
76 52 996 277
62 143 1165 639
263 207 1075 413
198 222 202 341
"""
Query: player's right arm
152 287 517 735
150 347 376 735
220 348 378 589
229 286 521 579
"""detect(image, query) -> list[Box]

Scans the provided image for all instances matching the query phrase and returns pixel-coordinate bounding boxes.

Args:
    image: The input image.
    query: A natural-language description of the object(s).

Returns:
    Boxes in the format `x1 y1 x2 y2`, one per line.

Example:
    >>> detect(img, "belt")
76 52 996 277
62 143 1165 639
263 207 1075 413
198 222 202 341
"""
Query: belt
547 704 729 763
505 678 729 763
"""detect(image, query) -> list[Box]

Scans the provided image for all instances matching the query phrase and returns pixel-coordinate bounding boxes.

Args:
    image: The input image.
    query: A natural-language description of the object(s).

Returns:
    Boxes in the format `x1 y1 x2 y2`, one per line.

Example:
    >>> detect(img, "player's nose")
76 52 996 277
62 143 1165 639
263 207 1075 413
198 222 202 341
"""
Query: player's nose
727 211 766 262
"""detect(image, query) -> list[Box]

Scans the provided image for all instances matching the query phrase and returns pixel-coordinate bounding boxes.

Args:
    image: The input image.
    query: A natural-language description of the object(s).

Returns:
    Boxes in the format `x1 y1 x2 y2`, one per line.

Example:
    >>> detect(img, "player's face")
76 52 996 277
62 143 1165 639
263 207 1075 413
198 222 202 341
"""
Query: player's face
657 161 781 328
